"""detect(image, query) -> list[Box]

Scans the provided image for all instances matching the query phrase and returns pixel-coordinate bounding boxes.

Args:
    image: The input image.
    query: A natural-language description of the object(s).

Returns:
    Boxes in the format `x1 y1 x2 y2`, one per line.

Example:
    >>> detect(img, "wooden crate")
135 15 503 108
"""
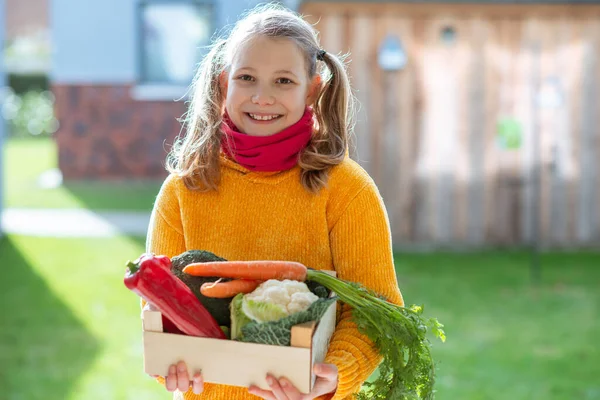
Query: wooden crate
141 297 337 393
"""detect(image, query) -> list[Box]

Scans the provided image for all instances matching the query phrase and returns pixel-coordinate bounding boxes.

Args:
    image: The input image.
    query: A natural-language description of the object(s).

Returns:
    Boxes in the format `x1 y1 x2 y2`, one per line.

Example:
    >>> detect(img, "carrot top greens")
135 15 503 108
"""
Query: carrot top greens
306 269 446 400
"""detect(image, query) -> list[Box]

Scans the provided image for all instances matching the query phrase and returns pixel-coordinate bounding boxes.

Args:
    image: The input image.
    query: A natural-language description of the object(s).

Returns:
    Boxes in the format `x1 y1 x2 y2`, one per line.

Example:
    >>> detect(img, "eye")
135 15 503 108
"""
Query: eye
276 77 294 84
237 75 254 82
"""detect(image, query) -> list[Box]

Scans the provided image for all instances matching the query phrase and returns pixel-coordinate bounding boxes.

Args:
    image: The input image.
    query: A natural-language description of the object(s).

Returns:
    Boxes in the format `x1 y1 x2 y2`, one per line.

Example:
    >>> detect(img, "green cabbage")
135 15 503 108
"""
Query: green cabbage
230 293 336 346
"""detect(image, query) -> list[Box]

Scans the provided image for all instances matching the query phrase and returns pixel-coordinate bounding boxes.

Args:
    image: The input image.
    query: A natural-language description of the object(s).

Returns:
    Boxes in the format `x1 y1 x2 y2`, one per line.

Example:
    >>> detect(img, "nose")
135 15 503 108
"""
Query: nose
252 86 275 106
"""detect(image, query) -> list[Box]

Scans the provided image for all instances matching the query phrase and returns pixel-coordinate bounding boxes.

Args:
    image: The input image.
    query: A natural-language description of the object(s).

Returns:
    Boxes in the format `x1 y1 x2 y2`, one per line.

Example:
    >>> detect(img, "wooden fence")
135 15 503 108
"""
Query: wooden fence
302 3 600 248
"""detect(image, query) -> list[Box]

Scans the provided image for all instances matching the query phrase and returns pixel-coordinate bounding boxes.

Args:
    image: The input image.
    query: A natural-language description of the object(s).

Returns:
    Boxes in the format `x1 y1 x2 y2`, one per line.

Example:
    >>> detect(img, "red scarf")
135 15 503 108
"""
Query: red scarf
221 109 314 172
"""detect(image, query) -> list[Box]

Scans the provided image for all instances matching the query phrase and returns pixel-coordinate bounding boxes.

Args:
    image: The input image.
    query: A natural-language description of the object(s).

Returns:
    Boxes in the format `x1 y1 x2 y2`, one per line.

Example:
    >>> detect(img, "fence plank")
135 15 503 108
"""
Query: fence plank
543 18 566 246
321 13 344 56
537 18 551 245
483 19 501 244
578 19 599 244
432 17 459 243
466 18 488 245
410 18 427 242
495 18 522 245
453 19 471 244
596 20 600 243
394 18 416 242
562 20 584 245
379 15 402 241
514 17 532 245
414 19 440 242
370 15 387 186
347 15 373 172
520 18 538 245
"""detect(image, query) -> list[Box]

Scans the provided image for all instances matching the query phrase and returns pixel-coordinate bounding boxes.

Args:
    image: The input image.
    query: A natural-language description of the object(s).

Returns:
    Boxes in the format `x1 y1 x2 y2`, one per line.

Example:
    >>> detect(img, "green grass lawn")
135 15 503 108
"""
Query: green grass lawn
396 251 600 400
3 137 162 211
1 235 598 400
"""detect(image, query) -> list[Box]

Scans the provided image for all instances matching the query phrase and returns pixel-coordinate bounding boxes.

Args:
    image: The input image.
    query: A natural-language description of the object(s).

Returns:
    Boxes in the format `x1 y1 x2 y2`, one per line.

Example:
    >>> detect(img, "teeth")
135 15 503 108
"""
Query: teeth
249 114 279 121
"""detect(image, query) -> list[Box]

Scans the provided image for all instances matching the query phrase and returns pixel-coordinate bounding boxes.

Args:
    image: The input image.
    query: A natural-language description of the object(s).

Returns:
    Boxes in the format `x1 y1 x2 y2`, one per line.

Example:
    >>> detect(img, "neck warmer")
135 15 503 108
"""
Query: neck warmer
221 108 313 172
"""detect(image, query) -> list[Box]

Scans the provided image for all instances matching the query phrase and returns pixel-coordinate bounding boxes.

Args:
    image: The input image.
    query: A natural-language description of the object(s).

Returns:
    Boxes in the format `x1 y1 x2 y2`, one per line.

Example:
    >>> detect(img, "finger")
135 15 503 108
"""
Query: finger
313 363 338 382
310 377 338 398
278 377 303 399
248 385 277 400
165 365 177 392
176 361 190 392
191 373 204 394
266 375 288 399
309 364 339 397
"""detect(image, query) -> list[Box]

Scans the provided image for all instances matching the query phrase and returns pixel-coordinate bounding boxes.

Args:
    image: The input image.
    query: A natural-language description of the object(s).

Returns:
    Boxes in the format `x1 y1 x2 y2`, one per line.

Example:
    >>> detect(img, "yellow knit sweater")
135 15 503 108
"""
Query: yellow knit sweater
145 155 404 400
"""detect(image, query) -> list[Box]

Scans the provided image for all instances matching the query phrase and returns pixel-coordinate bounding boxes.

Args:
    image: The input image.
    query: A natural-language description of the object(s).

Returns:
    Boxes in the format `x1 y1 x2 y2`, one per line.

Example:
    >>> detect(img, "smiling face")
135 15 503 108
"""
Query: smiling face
222 35 320 137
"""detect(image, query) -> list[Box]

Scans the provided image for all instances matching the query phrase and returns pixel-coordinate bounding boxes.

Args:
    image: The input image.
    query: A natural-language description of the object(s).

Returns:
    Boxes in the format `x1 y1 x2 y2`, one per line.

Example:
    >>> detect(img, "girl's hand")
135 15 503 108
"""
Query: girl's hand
154 361 204 394
248 363 338 400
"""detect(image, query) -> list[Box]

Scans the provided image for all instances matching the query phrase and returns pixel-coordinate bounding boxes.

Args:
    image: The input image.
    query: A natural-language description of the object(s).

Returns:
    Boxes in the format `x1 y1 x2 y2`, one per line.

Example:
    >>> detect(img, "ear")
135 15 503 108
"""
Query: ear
306 74 322 105
219 70 229 97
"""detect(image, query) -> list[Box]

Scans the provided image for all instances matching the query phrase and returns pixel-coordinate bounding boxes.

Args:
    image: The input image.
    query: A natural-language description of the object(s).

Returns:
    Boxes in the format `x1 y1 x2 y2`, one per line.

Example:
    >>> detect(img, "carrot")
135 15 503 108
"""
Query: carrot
182 260 308 281
200 279 261 298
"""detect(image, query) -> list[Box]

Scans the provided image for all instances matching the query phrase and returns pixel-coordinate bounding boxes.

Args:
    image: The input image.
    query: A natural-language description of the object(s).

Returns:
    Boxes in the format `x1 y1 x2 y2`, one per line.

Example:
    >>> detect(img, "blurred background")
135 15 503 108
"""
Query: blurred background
0 0 598 399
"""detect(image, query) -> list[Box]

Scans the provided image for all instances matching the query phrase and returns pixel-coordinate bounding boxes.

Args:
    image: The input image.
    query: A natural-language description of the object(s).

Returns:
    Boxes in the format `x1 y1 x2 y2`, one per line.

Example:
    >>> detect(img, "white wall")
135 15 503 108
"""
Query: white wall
50 0 137 83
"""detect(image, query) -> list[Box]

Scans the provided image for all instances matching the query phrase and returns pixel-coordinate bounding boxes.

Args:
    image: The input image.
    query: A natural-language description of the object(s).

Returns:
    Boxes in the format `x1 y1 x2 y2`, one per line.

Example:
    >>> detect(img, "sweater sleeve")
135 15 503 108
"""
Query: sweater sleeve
320 182 404 400
146 174 187 257
141 175 187 389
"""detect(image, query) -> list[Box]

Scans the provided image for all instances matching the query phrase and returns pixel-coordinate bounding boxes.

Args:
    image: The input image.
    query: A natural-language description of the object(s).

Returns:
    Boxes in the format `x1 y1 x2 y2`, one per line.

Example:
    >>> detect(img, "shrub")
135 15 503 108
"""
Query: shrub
1 88 59 137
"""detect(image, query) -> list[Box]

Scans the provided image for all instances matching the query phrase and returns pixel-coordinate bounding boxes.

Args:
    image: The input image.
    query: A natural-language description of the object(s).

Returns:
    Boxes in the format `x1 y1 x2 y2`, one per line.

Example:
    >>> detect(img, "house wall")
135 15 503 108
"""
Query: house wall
302 2 600 248
6 0 48 40
51 0 269 180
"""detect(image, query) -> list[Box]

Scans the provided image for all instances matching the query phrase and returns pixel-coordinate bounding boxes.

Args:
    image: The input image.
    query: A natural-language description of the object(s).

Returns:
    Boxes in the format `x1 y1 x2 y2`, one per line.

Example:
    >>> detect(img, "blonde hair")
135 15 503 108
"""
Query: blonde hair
167 3 356 193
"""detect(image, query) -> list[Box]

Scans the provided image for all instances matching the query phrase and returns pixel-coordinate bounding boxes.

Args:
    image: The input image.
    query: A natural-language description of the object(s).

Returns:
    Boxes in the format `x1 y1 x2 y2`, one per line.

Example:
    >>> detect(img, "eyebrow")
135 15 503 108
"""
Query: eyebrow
275 69 298 77
236 67 299 78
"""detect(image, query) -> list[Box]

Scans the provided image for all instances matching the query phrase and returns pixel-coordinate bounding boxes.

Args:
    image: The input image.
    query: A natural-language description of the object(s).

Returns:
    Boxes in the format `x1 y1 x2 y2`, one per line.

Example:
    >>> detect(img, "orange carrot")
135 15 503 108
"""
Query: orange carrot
200 279 261 298
182 260 308 281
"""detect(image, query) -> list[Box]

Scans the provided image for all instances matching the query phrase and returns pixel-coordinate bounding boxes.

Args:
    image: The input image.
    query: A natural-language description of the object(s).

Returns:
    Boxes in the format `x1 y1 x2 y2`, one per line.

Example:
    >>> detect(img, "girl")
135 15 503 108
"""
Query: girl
145 4 404 400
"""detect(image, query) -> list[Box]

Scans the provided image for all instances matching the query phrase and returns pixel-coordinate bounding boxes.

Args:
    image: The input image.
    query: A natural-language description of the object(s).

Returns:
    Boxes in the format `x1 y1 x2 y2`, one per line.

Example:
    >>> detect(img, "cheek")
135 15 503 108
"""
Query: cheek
225 87 243 109
283 90 308 109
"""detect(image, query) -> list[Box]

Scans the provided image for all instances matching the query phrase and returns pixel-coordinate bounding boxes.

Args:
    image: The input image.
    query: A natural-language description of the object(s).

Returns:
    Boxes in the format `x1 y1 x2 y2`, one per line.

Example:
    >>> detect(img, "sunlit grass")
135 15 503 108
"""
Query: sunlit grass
0 234 163 400
3 137 161 211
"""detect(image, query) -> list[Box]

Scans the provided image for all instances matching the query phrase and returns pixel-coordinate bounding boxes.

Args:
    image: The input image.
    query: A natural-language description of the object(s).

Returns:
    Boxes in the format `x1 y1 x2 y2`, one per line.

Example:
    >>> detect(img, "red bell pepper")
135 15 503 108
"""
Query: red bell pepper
124 253 226 339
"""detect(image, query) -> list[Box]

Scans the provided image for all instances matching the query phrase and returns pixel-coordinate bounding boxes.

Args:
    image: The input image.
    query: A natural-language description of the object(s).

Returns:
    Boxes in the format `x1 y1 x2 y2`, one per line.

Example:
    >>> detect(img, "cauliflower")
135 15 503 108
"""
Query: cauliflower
244 279 319 315
229 279 336 344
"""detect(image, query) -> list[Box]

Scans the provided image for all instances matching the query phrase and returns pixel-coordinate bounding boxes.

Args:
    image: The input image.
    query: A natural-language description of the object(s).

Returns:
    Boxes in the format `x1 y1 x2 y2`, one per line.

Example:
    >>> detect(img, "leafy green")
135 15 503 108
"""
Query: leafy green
242 298 289 323
234 297 336 346
230 294 253 340
305 270 446 400
170 250 232 327
305 281 331 298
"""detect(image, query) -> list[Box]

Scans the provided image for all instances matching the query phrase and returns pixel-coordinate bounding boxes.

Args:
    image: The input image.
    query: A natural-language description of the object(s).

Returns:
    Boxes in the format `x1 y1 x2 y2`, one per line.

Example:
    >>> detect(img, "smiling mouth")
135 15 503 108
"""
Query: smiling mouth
247 113 282 121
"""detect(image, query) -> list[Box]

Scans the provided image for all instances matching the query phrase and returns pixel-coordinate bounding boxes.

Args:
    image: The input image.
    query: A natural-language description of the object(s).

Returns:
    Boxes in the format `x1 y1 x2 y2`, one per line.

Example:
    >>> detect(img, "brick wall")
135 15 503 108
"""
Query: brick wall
52 85 186 180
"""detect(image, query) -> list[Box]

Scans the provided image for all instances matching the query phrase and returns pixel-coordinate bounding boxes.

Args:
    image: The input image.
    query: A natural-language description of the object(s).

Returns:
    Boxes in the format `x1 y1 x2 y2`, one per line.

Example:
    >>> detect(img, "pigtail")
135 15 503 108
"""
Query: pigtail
167 39 227 191
299 50 356 192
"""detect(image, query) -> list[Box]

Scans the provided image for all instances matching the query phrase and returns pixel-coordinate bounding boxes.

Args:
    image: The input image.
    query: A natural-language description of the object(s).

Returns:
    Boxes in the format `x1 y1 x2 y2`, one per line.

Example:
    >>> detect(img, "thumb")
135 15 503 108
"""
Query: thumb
313 363 338 381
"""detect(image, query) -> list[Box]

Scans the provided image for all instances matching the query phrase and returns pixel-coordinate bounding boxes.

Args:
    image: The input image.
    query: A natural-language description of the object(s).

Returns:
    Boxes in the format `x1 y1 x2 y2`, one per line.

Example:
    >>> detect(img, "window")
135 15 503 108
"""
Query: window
139 1 212 85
